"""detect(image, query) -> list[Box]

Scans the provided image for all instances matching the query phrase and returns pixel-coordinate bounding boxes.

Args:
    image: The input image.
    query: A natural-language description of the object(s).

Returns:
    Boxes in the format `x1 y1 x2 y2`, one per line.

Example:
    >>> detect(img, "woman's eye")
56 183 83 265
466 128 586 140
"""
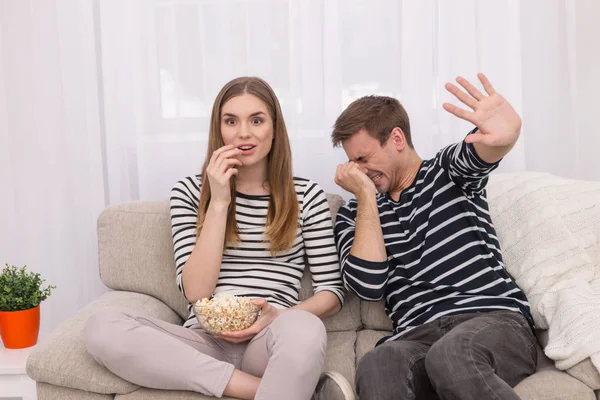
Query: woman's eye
252 118 262 125
225 118 236 125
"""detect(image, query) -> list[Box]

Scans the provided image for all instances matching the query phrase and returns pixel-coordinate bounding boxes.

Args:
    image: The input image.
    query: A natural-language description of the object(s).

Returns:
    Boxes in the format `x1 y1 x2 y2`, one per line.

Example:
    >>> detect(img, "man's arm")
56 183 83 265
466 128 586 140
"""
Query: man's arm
436 133 500 197
334 162 389 301
352 190 387 262
443 73 522 163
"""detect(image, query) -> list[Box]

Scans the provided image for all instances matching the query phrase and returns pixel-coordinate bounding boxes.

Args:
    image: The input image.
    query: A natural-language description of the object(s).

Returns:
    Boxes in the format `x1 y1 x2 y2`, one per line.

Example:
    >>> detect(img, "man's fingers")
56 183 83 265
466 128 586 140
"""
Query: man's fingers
336 161 369 189
353 164 368 176
478 73 496 96
347 162 363 175
356 165 366 175
443 103 475 124
464 134 477 144
445 83 478 110
464 132 492 145
335 163 351 182
456 76 485 101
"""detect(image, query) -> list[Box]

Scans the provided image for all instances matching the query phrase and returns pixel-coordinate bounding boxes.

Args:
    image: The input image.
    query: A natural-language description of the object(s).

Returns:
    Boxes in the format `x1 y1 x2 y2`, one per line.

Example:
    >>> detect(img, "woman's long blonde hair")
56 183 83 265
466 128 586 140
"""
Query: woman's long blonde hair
196 77 299 254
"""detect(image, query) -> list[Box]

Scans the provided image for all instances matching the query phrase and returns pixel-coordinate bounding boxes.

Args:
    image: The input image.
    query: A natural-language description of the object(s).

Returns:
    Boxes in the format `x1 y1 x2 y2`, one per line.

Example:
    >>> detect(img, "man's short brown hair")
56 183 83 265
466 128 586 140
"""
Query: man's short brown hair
331 95 412 148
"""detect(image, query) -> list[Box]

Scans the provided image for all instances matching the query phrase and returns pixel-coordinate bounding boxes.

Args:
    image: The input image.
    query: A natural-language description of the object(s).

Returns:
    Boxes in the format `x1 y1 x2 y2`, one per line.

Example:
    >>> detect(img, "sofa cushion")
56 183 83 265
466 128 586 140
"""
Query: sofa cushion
99 194 347 324
514 369 596 400
326 193 344 217
568 359 600 391
98 201 190 320
299 269 361 332
537 328 600 390
27 291 181 395
324 331 357 388
360 300 392 331
324 291 361 332
355 329 389 363
37 382 114 400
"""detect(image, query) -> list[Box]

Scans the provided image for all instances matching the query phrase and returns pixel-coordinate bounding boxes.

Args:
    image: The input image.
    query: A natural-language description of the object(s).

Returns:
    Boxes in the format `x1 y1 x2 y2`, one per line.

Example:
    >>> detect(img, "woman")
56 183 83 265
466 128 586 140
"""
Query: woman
84 77 350 400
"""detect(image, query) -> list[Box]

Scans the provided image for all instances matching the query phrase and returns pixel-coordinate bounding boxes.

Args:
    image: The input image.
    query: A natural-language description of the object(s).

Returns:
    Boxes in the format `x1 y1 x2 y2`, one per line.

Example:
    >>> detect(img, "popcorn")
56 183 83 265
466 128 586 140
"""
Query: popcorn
193 294 260 335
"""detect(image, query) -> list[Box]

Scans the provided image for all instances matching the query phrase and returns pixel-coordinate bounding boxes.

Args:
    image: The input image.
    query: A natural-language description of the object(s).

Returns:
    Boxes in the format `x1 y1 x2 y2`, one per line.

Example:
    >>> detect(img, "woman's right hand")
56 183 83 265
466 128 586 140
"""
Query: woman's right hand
206 145 243 205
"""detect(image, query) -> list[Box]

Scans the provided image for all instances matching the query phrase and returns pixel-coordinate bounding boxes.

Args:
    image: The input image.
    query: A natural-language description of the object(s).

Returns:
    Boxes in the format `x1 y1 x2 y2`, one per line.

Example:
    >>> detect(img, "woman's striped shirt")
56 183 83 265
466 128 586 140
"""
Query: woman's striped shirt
170 175 345 328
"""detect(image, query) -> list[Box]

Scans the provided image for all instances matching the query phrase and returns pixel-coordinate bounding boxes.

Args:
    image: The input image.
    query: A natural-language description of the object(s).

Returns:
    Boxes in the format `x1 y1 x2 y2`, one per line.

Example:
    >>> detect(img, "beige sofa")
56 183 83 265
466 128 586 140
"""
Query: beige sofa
27 175 600 399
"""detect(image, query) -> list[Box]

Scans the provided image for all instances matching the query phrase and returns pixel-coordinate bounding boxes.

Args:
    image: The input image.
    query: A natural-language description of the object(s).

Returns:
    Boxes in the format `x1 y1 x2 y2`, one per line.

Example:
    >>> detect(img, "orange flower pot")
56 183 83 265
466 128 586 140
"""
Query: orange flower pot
0 305 40 349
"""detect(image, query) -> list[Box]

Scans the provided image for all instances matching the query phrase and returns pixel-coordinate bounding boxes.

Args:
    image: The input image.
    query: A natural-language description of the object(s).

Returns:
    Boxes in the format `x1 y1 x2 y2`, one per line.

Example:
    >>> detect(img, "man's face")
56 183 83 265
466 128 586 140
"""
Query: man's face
342 129 400 194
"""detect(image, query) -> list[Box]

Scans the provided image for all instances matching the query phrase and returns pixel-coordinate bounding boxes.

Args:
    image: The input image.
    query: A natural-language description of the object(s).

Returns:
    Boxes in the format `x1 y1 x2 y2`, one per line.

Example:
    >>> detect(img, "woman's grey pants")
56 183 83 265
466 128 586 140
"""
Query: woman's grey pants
84 308 327 399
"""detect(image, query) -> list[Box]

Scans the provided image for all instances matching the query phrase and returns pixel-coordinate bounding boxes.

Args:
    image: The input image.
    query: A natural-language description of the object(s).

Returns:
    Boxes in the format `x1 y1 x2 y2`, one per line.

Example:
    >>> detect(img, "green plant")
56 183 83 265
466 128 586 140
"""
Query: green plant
0 264 56 311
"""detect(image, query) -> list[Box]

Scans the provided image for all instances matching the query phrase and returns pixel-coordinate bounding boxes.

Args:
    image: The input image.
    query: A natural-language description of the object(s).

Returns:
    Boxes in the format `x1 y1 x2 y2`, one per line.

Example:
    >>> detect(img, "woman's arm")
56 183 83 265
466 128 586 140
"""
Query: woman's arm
180 201 229 303
290 290 340 319
298 181 345 317
171 145 243 303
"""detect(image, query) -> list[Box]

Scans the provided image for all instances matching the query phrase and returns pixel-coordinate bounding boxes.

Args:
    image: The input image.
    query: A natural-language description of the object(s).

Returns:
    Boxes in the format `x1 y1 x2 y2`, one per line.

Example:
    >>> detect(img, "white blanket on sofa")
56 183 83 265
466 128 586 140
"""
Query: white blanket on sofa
487 172 600 371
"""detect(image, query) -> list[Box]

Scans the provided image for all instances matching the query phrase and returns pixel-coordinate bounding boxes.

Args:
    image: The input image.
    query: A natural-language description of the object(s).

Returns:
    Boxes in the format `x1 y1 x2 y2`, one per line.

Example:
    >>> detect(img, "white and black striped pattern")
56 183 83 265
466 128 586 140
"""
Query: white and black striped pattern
335 137 533 342
170 175 345 328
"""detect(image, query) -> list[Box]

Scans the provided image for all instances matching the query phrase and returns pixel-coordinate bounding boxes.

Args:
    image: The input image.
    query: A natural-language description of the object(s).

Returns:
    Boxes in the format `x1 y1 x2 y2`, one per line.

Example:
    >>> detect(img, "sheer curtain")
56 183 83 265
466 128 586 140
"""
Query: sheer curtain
98 0 600 205
0 0 107 333
1 0 599 332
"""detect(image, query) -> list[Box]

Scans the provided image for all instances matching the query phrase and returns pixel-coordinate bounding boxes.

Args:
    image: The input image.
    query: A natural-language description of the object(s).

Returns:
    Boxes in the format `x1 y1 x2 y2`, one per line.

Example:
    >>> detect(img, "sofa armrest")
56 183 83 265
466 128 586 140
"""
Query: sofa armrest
27 290 182 395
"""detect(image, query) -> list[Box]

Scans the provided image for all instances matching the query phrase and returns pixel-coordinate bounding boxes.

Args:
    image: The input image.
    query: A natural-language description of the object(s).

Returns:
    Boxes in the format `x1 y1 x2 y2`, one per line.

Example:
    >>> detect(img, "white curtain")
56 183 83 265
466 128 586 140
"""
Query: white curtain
1 0 599 332
0 0 107 333
98 0 600 204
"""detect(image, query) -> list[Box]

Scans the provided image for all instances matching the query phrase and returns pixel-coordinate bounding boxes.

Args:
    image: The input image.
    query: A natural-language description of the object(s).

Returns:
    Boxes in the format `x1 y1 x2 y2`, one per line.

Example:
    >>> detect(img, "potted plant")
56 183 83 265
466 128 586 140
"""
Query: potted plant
0 264 55 349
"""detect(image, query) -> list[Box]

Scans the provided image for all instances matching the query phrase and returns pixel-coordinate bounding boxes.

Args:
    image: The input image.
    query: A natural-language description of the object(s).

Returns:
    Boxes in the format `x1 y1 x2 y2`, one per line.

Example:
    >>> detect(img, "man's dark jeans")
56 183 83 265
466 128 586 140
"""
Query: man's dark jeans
356 311 538 400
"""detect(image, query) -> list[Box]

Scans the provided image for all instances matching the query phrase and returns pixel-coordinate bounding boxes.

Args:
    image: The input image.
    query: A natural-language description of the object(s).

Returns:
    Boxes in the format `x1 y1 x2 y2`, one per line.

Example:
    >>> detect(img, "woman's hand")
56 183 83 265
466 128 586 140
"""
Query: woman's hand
206 145 243 205
216 299 284 343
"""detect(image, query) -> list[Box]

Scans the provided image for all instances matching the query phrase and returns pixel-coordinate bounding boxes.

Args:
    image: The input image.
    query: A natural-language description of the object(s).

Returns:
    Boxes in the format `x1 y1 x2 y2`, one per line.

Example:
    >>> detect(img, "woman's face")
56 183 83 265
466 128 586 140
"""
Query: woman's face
220 93 274 168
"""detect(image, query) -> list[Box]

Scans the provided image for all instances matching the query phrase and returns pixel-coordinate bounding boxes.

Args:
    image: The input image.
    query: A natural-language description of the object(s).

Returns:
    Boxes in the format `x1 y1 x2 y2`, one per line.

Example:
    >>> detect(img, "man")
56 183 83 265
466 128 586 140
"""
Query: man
332 74 536 400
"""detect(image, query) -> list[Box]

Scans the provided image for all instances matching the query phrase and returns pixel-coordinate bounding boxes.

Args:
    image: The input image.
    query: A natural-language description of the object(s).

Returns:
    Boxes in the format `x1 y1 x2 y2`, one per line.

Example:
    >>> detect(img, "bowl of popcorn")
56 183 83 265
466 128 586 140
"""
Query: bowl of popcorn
193 294 261 335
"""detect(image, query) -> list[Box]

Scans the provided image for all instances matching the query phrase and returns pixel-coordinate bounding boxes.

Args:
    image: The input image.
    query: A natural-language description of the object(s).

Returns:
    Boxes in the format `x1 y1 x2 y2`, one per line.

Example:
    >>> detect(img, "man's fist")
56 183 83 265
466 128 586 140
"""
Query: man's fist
335 162 376 197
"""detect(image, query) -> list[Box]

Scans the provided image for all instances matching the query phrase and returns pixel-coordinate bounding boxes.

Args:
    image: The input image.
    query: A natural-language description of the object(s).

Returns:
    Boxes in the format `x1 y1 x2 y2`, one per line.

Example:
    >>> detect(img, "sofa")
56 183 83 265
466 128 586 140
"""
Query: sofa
27 172 600 399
